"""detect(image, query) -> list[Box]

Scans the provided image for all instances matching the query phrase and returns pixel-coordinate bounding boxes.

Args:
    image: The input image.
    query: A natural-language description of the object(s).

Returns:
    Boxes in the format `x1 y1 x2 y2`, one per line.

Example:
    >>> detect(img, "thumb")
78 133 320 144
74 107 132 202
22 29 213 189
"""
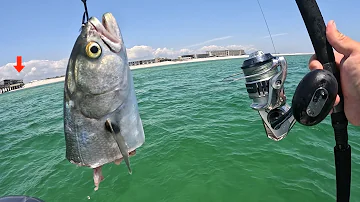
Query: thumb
326 20 360 57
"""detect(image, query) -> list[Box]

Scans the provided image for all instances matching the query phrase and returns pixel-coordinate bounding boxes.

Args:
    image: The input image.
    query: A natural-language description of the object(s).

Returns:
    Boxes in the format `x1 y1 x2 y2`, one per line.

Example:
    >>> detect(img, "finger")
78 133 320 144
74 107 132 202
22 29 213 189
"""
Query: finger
309 52 343 71
326 20 360 57
333 50 344 67
329 95 340 115
308 54 323 71
334 95 340 106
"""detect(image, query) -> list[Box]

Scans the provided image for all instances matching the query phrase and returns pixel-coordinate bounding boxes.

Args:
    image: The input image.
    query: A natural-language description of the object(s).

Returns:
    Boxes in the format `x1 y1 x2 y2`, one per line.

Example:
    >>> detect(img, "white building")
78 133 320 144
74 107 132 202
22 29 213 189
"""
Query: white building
206 49 245 57
129 59 156 66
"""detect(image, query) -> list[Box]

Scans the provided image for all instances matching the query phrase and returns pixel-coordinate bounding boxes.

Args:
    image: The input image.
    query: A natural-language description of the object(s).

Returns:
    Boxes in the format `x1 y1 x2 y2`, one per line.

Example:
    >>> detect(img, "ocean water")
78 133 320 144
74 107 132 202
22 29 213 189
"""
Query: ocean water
1 55 360 202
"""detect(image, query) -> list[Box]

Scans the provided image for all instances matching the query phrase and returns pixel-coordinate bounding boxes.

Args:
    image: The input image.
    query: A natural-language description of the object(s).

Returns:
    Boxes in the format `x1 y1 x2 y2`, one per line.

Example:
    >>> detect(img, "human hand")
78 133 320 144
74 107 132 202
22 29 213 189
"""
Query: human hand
308 20 360 126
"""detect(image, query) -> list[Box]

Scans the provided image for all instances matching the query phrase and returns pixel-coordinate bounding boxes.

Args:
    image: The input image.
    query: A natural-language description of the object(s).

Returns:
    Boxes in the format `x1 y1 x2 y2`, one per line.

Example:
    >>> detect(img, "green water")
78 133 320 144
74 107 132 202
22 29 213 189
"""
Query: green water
1 55 360 202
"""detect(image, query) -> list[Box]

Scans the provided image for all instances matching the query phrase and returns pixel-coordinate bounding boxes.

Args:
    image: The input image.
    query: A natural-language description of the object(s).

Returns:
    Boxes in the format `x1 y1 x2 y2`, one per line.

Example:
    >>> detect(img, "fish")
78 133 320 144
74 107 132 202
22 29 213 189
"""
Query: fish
63 12 145 191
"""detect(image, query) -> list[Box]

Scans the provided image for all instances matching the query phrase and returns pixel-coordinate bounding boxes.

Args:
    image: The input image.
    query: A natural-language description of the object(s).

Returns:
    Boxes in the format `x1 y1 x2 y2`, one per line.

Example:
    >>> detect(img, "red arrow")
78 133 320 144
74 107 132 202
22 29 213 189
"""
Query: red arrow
14 56 25 73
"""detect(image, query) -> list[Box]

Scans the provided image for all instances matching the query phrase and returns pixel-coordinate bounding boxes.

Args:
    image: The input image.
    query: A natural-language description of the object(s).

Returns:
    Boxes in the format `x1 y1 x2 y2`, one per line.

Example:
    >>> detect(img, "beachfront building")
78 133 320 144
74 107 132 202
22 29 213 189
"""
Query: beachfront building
180 54 195 60
0 79 25 94
206 49 245 57
179 53 210 60
129 57 174 66
194 53 210 59
129 59 156 66
155 57 172 63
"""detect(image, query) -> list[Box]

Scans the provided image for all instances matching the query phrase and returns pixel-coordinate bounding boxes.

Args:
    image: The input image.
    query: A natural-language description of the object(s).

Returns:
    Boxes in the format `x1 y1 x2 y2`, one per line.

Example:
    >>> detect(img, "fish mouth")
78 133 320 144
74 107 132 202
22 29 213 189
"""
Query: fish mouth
89 13 122 53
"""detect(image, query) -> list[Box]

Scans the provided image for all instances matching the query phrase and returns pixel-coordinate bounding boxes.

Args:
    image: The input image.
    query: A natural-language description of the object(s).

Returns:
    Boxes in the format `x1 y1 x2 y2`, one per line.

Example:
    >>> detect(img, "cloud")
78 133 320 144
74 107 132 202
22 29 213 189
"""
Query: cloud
184 36 233 48
0 44 255 83
0 59 68 83
126 45 155 61
126 44 256 62
261 33 288 39
126 46 193 61
154 47 192 59
198 44 256 52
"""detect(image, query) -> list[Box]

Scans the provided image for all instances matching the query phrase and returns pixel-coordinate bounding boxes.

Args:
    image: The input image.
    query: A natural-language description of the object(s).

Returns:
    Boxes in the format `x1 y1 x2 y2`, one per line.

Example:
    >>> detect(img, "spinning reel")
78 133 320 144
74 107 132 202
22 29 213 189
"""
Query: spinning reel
227 1 351 201
230 50 338 141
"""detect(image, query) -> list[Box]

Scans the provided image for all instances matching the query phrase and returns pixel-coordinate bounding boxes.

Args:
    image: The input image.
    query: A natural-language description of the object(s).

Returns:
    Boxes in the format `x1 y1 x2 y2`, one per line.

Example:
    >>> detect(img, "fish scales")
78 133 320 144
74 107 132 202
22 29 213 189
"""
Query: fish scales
63 12 145 190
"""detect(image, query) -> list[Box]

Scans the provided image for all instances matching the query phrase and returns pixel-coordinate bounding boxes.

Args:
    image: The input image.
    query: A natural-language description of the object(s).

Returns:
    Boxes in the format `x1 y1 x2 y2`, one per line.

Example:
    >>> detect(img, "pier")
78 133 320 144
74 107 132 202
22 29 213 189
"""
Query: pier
0 79 25 94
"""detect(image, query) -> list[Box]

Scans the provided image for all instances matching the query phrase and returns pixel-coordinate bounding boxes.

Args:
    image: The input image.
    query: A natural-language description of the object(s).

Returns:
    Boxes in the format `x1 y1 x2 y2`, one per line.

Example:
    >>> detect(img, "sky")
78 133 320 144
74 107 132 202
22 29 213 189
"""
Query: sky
1 0 359 82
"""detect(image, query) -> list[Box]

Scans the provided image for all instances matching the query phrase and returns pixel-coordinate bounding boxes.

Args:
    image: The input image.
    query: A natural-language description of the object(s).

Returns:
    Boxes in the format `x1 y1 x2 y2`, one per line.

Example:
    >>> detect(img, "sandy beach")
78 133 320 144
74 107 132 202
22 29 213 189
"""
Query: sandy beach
23 77 65 89
129 55 250 70
129 52 313 70
21 52 313 89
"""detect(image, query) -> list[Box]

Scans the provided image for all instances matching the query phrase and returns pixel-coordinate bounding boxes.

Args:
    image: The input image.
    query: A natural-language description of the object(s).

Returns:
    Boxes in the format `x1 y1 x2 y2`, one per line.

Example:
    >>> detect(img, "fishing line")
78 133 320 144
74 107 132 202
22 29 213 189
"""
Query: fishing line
221 62 278 83
257 0 277 54
220 0 278 83
81 0 89 25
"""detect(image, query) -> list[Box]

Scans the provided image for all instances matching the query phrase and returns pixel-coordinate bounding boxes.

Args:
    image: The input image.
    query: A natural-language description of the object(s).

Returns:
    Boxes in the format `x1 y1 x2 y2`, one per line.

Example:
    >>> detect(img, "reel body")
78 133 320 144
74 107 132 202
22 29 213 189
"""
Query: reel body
239 50 338 141
241 51 295 141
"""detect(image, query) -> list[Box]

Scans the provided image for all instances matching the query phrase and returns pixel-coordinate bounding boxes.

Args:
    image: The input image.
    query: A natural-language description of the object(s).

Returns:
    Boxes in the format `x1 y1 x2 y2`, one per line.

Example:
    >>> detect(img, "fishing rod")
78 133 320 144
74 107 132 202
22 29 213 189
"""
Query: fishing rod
295 1 351 201
224 0 351 201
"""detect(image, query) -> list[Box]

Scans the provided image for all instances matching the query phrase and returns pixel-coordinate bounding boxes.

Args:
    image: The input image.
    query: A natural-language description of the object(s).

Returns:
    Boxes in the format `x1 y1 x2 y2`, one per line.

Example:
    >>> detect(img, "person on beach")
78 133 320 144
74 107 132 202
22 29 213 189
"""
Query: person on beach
308 20 360 126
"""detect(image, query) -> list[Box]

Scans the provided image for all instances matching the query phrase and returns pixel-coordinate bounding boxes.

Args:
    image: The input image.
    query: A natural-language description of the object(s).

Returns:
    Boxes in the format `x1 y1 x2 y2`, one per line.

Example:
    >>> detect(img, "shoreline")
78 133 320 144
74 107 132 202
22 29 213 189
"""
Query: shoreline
23 77 65 90
129 55 248 70
128 52 314 70
19 52 313 90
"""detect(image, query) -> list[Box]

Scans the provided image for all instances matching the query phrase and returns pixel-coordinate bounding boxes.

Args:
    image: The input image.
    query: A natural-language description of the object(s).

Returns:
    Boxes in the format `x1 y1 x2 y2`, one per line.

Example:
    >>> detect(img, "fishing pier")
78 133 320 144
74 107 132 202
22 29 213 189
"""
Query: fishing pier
0 79 25 94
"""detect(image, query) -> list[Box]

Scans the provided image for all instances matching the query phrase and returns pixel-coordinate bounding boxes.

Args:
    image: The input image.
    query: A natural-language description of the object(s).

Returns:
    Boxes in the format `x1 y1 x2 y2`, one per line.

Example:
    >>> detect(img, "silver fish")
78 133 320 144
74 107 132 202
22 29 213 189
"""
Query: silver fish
63 12 145 191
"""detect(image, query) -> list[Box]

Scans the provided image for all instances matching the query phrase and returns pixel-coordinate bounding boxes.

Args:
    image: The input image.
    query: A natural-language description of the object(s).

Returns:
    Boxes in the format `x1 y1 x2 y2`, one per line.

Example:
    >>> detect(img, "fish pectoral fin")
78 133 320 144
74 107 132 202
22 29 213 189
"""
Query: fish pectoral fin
105 119 116 133
104 119 132 175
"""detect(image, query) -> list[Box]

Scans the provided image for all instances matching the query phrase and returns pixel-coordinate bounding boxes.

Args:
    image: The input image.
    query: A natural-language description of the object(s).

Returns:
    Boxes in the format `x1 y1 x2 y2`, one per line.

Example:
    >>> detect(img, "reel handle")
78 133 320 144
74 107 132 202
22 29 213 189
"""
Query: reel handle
292 69 338 126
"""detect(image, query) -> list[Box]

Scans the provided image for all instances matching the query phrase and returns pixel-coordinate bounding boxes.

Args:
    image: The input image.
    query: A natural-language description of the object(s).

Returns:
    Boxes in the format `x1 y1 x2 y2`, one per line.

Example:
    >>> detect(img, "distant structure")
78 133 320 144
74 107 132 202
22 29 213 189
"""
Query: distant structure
179 53 210 60
129 59 156 66
0 79 25 94
179 55 194 60
129 57 173 66
206 49 245 57
155 57 173 63
128 49 245 66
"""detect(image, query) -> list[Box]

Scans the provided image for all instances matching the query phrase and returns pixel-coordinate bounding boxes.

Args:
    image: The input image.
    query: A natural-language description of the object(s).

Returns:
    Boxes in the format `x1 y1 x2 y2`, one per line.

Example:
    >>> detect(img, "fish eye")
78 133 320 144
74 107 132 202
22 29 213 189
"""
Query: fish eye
85 42 102 59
